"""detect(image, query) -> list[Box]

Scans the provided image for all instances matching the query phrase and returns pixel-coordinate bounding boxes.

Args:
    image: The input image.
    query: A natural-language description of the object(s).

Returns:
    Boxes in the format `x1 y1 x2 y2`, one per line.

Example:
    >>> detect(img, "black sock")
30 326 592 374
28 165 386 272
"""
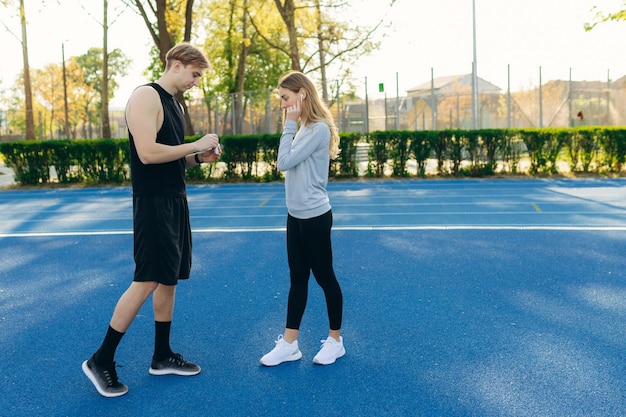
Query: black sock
94 326 124 366
154 321 174 361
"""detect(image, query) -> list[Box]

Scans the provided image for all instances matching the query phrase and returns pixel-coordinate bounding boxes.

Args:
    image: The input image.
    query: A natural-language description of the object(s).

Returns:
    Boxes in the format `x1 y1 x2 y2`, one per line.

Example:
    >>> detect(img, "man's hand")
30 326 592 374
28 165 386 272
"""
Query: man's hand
195 133 220 153
195 139 221 163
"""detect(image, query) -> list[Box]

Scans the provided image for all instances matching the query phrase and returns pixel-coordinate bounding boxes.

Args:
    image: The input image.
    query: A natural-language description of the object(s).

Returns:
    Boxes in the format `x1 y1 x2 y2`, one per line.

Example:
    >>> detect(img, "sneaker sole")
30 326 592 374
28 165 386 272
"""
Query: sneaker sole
313 347 346 365
148 367 201 376
259 350 303 367
82 360 128 398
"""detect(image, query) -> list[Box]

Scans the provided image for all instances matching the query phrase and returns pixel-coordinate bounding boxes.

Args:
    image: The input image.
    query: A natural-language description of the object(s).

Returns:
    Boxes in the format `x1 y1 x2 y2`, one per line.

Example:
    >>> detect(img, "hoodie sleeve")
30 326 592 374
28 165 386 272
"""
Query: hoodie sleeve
277 120 329 172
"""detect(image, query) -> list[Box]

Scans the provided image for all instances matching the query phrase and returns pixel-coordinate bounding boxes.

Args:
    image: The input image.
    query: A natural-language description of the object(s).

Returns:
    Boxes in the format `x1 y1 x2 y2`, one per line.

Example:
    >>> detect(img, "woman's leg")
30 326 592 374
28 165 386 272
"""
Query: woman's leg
300 211 343 335
259 216 307 366
285 214 310 340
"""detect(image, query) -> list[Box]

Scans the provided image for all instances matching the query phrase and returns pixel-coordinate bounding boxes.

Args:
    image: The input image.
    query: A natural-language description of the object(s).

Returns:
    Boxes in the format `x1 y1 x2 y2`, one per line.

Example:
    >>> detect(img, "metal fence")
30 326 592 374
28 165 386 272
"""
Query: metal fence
2 70 625 142
185 75 626 137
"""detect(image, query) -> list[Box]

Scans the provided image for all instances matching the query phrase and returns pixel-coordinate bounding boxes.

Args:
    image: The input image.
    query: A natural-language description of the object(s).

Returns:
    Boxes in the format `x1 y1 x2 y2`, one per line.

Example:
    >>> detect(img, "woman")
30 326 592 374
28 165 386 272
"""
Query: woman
260 71 344 366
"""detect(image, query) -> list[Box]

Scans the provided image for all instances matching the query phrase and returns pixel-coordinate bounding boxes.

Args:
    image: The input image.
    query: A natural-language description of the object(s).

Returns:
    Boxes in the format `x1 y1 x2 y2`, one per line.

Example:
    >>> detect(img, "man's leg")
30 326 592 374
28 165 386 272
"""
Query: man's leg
153 284 176 360
153 283 176 322
148 284 200 376
83 281 157 397
95 281 157 363
109 281 159 333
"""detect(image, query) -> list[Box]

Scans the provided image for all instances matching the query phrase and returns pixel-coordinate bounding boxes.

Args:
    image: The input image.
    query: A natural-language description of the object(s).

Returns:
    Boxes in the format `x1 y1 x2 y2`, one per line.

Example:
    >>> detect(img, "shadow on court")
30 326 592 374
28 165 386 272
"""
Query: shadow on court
1 179 626 416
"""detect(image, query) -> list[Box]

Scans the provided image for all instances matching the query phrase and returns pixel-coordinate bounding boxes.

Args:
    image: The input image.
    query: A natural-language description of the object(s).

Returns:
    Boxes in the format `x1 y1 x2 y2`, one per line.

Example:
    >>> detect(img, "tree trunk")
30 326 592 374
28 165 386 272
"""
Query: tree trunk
155 0 174 65
274 0 301 71
184 0 194 42
101 0 112 139
19 0 35 139
234 0 249 134
62 44 70 138
315 0 328 102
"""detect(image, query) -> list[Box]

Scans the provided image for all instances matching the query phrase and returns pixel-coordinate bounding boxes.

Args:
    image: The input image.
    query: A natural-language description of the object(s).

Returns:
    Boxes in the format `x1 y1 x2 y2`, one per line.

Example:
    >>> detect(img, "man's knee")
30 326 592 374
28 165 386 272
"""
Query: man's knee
131 280 159 296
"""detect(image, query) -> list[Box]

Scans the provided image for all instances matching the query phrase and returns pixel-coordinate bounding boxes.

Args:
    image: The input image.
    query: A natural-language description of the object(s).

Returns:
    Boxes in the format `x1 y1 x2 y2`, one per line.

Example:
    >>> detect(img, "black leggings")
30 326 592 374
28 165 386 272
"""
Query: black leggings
285 210 343 331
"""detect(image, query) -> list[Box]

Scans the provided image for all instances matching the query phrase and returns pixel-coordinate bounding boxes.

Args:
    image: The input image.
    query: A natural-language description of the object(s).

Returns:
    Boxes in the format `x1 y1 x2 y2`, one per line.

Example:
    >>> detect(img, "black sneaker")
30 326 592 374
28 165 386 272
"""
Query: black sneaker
149 353 201 376
82 356 128 398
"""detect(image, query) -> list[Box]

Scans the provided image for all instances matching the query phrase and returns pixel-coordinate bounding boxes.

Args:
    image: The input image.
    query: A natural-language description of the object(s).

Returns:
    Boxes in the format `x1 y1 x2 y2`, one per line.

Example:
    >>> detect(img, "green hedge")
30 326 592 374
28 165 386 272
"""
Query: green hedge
0 139 130 185
2 127 626 186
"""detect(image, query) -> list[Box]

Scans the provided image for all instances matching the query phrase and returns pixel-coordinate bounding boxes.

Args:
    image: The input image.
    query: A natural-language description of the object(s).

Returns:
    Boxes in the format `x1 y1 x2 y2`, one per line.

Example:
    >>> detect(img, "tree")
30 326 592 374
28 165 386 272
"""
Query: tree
198 0 291 134
251 0 390 100
102 0 111 138
2 0 36 139
26 48 129 139
31 63 64 139
70 0 125 138
272 0 302 71
314 0 327 100
585 4 626 30
73 48 130 138
124 0 198 134
17 0 34 139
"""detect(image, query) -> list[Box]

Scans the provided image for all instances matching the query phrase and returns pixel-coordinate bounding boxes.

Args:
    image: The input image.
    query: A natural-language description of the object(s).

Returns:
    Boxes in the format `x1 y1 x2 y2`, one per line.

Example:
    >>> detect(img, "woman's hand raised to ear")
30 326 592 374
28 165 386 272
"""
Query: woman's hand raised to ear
285 95 302 121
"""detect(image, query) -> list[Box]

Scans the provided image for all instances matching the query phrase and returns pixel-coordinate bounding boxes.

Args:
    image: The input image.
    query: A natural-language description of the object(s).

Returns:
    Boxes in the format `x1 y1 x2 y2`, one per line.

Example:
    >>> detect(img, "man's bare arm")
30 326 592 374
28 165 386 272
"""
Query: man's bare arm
126 86 218 165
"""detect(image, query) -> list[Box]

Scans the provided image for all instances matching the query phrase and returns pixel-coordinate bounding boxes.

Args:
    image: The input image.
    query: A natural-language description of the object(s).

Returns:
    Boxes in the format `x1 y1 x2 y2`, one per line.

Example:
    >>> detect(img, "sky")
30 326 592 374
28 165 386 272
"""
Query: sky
1 0 625 108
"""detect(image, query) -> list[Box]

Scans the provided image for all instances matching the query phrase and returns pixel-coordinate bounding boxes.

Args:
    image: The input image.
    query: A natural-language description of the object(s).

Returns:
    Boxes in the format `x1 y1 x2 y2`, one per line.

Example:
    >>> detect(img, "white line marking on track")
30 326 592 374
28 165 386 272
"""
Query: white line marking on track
3 225 626 238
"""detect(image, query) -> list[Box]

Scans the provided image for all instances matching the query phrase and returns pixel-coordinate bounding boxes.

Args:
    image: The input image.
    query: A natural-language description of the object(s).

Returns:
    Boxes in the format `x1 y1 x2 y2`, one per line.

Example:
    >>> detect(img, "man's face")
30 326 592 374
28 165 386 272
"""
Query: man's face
174 61 204 92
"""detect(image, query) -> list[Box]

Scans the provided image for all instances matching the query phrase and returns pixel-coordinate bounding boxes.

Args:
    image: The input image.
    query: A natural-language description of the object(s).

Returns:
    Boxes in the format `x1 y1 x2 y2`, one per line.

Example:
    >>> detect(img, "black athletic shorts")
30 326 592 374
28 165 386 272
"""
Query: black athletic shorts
132 194 192 285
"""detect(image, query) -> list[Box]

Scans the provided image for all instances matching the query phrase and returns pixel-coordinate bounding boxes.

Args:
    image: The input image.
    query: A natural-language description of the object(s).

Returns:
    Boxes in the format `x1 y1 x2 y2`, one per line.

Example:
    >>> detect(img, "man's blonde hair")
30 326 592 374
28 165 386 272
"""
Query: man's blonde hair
165 43 210 70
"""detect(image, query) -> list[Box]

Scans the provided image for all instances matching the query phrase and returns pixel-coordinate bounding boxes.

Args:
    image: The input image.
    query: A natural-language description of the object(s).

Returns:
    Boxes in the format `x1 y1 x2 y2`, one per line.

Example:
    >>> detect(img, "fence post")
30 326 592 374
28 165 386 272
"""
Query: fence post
539 66 543 128
395 72 400 130
265 88 271 134
507 64 511 129
214 96 219 136
365 77 369 134
430 68 436 130
336 79 340 131
231 93 236 135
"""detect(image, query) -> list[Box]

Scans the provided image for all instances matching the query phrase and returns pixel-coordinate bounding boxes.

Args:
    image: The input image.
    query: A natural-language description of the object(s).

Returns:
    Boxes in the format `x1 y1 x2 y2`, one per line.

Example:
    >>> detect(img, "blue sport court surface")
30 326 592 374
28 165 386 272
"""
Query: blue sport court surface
1 178 626 416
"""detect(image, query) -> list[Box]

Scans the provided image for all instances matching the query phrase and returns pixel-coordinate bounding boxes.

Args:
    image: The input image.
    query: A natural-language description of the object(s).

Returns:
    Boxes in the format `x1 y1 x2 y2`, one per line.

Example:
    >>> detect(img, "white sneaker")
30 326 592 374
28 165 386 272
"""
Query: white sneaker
312 336 345 365
259 335 302 366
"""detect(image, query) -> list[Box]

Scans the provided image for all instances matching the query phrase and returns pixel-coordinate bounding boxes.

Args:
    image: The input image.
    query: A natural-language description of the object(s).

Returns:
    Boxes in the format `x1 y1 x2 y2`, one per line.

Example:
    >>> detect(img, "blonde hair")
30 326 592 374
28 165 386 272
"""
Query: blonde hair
278 71 340 159
165 43 210 70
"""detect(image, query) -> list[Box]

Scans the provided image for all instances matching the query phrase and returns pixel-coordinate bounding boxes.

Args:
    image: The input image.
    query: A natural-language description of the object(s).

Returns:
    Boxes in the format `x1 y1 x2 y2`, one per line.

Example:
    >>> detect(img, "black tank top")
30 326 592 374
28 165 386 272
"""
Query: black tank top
129 83 186 196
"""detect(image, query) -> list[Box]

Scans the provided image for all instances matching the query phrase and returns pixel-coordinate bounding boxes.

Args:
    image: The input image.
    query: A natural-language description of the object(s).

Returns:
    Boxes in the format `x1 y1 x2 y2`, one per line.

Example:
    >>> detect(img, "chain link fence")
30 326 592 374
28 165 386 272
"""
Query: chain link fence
2 70 625 141
184 74 626 137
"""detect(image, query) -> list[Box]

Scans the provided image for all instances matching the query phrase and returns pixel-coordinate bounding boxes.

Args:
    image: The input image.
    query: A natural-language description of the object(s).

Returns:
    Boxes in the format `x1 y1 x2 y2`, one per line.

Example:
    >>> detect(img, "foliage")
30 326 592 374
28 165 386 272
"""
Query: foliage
0 140 53 185
5 127 626 187
330 132 360 178
564 127 598 173
465 129 503 176
366 130 388 177
195 0 291 137
367 131 412 177
74 48 130 101
408 130 437 177
0 138 130 185
585 5 626 30
220 134 260 179
2 0 388 139
246 0 383 99
8 47 129 141
521 128 567 174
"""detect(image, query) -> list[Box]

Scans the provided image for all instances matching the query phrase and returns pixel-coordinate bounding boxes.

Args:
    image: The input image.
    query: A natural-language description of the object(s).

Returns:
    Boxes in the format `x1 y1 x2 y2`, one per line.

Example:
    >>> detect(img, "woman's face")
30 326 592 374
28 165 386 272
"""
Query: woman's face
278 87 302 109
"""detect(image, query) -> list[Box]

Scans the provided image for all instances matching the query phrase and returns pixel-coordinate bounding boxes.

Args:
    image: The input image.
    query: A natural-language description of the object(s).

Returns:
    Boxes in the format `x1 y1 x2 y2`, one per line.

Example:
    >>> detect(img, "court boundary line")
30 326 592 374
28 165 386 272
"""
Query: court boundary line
3 225 626 238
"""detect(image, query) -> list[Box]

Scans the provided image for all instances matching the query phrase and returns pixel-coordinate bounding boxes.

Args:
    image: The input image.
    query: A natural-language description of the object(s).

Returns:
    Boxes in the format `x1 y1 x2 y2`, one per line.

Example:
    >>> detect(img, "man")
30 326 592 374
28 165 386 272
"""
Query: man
82 43 220 398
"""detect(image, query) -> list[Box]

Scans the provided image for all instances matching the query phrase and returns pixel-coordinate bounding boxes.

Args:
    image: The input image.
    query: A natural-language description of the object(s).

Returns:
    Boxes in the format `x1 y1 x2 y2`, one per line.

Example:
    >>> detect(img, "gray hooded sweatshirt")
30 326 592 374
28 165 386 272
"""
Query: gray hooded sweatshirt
277 119 331 219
